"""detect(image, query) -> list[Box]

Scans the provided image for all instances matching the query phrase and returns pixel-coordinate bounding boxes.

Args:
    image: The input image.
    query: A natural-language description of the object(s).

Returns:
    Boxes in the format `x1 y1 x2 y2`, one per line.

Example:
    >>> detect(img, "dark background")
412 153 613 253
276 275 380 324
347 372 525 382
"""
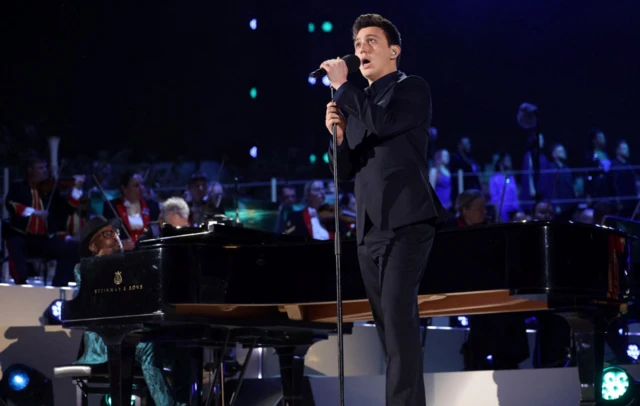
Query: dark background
1 0 638 179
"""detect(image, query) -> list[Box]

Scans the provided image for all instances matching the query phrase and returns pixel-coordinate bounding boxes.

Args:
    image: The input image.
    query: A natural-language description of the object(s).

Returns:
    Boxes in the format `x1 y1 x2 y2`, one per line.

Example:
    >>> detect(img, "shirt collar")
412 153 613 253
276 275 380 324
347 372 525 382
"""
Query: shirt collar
365 70 401 96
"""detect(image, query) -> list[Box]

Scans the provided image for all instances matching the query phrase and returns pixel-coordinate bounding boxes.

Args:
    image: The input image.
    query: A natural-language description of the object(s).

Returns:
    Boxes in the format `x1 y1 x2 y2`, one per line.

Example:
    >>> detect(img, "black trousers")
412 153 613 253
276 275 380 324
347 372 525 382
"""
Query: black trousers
358 218 435 406
6 234 78 286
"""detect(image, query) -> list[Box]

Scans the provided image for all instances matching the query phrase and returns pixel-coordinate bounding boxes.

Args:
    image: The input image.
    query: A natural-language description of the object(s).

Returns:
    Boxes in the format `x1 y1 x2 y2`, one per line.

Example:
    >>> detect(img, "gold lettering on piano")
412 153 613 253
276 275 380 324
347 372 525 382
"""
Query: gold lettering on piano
93 284 144 295
114 271 123 285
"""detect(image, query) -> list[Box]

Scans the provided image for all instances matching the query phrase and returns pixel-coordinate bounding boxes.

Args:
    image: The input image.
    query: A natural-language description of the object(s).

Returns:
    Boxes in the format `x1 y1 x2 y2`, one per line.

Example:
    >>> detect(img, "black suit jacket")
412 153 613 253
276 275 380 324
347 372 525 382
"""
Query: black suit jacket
328 72 448 243
5 181 77 236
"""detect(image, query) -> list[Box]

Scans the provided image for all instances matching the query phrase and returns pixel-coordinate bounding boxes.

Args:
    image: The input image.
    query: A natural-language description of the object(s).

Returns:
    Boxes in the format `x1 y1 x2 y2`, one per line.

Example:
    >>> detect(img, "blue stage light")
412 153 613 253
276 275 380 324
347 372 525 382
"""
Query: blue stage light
249 18 257 30
308 76 317 85
457 316 469 327
42 299 64 325
51 300 62 321
322 76 331 87
249 146 258 158
0 363 54 405
8 369 29 391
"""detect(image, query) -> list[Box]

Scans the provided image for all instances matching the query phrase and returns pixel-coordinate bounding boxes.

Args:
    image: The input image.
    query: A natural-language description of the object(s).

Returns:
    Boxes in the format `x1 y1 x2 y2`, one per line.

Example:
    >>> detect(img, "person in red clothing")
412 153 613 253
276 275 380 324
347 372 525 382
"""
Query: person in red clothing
4 155 81 285
101 171 159 249
283 180 349 240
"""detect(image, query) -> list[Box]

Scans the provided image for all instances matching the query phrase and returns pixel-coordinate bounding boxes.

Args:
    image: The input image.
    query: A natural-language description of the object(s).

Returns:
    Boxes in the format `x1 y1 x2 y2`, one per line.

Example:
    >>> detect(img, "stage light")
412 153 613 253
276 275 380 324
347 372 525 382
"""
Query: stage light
309 154 317 164
322 21 333 32
249 87 257 99
249 18 257 30
628 344 640 361
0 363 54 406
102 394 136 406
322 76 331 87
249 146 258 158
8 369 29 391
323 152 329 164
457 316 469 327
41 299 63 325
602 366 630 401
308 76 317 85
308 23 315 33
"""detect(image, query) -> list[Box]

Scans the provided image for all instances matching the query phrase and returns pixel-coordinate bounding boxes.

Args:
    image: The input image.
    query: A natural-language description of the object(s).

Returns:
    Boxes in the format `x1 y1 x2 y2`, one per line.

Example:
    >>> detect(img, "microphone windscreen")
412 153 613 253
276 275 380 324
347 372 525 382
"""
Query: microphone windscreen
342 54 361 73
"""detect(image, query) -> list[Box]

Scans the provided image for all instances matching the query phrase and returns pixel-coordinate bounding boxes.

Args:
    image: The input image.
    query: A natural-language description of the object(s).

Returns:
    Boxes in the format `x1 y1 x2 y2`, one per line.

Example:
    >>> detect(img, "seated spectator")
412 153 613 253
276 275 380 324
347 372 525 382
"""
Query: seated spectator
446 189 488 228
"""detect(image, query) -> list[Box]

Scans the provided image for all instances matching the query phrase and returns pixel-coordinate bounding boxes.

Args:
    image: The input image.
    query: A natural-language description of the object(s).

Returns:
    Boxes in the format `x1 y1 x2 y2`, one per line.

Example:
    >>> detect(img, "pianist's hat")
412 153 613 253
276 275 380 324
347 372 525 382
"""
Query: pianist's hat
79 215 123 258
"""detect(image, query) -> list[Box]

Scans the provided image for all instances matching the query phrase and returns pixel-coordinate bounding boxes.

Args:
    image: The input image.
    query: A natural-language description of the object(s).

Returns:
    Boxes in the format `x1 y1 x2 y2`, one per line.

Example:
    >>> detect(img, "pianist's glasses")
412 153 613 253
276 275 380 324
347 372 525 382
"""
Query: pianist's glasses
91 229 119 243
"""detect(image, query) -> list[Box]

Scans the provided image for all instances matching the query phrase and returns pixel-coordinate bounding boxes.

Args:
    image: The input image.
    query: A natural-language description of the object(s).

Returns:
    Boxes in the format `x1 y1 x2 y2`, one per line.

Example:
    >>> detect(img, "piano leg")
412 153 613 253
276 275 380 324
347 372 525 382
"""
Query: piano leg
276 345 314 406
559 312 606 406
99 327 139 406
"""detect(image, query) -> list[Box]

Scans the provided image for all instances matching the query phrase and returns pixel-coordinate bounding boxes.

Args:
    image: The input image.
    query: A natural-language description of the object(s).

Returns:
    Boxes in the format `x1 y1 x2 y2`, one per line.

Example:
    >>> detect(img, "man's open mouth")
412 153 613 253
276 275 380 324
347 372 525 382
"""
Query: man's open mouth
361 58 371 68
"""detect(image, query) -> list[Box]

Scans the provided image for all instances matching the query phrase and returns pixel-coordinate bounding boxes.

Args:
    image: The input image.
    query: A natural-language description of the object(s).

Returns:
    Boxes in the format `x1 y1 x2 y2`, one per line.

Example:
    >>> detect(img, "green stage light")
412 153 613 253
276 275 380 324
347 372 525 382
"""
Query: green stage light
322 21 333 33
323 152 329 164
602 366 630 401
249 87 257 99
309 154 317 164
103 394 136 406
308 23 315 33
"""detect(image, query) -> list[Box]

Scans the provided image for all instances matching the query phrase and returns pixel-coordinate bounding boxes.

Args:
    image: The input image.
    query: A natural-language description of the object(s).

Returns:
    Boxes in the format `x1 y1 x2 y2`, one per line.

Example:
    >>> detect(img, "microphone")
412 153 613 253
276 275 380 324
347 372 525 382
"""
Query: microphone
310 54 361 78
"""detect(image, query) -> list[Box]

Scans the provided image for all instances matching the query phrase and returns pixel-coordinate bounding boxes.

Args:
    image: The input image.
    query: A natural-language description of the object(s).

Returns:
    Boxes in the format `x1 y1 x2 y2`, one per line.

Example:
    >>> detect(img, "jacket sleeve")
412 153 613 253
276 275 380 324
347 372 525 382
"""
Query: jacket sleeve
333 77 431 139
5 184 34 217
328 140 357 182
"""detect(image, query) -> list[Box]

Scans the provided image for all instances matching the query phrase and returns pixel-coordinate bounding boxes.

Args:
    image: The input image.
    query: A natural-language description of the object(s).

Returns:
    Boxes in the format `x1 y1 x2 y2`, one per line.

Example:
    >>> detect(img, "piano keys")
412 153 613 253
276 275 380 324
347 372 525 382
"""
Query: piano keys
62 220 634 406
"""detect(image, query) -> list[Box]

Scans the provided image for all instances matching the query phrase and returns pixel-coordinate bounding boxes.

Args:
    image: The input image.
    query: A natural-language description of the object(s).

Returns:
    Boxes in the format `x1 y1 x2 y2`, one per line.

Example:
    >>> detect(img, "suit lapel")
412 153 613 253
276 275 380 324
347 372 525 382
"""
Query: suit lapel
345 72 406 149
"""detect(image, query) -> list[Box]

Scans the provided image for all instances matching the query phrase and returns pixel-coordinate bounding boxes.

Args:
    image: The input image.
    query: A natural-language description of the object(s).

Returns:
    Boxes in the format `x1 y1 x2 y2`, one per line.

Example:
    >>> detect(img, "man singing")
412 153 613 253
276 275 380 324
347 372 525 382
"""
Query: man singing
322 14 447 406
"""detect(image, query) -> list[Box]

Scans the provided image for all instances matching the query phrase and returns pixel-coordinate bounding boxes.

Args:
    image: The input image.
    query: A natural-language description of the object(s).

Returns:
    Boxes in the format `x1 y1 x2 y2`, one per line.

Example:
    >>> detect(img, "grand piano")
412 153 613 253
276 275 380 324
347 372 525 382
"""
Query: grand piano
62 220 635 406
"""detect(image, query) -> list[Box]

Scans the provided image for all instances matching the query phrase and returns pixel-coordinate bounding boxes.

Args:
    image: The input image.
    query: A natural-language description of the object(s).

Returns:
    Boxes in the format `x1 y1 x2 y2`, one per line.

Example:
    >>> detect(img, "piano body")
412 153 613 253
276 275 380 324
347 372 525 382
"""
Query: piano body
62 221 635 406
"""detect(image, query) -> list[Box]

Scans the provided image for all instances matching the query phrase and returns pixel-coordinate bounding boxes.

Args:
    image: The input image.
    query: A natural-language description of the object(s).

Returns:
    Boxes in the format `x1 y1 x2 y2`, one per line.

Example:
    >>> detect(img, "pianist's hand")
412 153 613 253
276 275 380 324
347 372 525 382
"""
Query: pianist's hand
122 240 135 251
326 101 345 145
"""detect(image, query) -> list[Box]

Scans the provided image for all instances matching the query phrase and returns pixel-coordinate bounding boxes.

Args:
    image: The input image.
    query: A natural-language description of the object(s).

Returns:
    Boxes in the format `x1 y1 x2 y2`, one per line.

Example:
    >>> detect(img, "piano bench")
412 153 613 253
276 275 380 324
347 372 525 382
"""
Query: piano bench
54 363 148 406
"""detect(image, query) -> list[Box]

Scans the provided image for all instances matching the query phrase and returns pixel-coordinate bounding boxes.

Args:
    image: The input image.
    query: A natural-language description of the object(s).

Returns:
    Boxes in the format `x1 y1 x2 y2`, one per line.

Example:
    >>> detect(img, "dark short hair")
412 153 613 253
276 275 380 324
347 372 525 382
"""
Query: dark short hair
589 127 604 141
616 139 628 149
550 142 564 151
26 154 46 169
455 189 483 213
352 14 402 67
493 152 511 172
119 171 139 189
188 171 208 186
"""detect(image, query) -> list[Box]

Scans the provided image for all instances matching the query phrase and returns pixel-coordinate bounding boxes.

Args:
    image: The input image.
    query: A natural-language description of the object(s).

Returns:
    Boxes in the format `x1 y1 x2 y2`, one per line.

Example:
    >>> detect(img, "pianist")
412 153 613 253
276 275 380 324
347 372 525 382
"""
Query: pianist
72 216 190 406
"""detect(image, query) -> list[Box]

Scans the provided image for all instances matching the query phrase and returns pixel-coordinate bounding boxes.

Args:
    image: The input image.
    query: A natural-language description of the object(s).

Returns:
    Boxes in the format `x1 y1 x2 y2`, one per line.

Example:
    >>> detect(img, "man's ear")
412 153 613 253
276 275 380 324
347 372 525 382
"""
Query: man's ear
390 46 401 59
89 242 98 254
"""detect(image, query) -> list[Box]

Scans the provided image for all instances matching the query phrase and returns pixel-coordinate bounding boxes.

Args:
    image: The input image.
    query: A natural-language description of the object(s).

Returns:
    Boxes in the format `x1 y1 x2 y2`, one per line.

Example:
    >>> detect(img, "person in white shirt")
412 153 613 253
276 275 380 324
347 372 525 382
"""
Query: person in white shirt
284 180 348 239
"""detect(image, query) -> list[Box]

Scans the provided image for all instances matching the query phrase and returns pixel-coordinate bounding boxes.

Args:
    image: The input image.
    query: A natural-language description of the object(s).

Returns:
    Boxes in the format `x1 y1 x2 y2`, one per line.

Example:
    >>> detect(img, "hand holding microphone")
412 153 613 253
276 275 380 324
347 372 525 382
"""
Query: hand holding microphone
320 57 350 90
326 102 346 145
311 54 360 89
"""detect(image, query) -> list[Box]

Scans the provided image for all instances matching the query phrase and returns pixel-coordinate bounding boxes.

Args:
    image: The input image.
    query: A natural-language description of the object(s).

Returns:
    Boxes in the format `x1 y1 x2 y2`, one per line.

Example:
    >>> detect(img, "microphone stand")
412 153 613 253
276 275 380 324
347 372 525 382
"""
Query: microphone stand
330 86 346 406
